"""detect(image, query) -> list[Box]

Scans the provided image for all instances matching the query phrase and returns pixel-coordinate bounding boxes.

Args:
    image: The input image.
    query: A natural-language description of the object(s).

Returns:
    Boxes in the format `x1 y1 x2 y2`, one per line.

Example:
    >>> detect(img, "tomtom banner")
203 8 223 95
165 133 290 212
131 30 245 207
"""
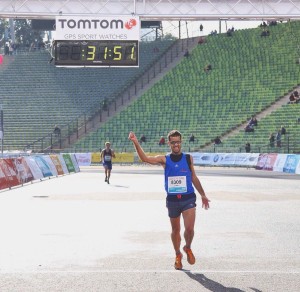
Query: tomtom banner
55 16 140 41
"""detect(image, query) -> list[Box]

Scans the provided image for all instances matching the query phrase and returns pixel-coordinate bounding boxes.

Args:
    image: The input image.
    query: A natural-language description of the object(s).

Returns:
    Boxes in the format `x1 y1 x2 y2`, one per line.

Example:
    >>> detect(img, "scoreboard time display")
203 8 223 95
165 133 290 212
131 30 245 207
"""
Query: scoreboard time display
54 40 138 67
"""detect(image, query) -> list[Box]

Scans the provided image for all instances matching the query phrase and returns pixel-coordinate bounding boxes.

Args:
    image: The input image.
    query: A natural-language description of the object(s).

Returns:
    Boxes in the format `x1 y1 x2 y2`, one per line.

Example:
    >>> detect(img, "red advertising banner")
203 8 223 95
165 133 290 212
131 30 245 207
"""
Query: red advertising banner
0 159 20 188
256 153 278 171
12 157 35 184
0 161 10 190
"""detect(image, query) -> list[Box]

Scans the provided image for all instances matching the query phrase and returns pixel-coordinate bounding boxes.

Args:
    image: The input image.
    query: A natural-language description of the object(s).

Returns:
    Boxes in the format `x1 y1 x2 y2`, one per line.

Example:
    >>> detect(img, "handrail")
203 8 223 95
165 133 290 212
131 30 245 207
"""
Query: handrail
23 38 193 153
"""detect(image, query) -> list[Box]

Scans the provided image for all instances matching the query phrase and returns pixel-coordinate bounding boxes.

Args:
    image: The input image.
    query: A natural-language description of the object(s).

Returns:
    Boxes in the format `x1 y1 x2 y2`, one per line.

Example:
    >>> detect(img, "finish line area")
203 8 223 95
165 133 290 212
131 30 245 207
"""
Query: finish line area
0 165 299 292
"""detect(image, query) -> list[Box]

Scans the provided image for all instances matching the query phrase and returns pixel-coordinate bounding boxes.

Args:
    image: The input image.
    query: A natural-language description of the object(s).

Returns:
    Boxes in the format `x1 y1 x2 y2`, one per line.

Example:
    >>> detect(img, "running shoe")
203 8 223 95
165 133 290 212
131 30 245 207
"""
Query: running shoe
174 253 183 270
183 246 195 265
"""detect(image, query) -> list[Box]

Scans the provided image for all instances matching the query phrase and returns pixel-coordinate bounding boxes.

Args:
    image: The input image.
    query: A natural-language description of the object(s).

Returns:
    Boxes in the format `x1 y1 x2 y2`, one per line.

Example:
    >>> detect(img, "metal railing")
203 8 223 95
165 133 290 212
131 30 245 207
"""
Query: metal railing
23 38 196 153
203 134 299 154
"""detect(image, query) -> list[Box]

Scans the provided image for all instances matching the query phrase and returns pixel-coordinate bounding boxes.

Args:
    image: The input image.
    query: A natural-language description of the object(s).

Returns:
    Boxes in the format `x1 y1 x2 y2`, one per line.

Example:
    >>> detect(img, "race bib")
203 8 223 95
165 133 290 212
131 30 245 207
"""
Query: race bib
104 155 111 161
168 176 187 193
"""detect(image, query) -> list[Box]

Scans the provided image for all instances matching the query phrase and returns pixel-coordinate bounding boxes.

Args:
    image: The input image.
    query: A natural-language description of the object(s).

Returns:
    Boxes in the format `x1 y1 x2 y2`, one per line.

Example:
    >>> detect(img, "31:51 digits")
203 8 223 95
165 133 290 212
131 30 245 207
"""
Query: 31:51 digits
86 45 136 61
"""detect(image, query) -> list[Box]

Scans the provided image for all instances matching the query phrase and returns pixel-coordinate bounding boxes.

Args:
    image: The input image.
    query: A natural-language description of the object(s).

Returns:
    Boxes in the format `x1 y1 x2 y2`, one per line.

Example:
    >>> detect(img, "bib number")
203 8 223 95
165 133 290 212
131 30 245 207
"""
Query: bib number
104 155 111 161
168 176 187 193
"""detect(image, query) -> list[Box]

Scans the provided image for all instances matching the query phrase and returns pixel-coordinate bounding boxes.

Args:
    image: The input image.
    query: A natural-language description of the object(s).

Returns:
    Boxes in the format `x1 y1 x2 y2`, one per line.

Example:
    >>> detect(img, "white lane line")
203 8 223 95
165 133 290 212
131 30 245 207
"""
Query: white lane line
0 270 299 274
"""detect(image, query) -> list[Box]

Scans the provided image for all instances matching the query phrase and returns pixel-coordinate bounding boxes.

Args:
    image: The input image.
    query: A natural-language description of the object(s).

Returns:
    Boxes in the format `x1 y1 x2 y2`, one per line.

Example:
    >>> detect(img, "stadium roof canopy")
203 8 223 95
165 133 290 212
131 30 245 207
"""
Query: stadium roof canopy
0 0 299 20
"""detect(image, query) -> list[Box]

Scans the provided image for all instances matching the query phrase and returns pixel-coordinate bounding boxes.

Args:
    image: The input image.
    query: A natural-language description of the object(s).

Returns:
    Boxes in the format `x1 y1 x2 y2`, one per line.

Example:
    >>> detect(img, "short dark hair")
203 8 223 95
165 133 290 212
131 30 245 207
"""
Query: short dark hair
167 130 182 141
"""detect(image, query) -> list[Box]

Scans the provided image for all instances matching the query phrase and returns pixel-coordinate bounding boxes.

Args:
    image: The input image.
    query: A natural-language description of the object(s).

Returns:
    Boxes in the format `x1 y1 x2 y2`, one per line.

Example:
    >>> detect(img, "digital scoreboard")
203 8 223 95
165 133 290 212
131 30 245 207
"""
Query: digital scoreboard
54 40 138 67
54 16 140 67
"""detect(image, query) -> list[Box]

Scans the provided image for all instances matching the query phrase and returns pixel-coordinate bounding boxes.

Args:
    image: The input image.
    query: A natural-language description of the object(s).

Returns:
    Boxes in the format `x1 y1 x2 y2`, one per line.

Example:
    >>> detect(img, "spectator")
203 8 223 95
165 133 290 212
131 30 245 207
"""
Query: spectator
276 130 281 147
244 124 254 132
269 20 277 26
200 24 203 32
280 125 286 136
198 37 205 45
210 30 217 36
102 99 108 110
247 116 258 127
261 29 270 37
189 134 195 143
289 93 299 104
184 50 190 58
245 142 251 153
213 136 222 145
227 28 233 37
9 43 14 55
244 116 257 132
159 136 165 146
252 117 258 127
53 125 61 136
4 43 9 55
269 133 275 147
204 64 212 73
140 134 146 144
260 21 267 27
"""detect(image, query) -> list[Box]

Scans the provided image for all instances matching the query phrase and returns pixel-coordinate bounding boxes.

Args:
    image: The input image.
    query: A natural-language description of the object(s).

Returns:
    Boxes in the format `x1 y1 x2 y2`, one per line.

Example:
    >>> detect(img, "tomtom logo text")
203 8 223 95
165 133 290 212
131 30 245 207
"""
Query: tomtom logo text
57 18 137 30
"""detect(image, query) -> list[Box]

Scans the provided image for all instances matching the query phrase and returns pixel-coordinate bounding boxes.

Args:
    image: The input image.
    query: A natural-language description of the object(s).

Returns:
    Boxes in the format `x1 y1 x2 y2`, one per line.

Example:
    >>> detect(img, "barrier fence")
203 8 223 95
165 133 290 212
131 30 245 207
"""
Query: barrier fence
0 153 80 191
1 151 298 192
75 152 300 174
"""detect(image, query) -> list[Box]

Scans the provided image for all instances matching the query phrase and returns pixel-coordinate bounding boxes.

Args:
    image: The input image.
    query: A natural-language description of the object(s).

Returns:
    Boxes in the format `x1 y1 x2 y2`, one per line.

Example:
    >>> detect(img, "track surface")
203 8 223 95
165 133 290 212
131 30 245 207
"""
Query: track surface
0 165 299 292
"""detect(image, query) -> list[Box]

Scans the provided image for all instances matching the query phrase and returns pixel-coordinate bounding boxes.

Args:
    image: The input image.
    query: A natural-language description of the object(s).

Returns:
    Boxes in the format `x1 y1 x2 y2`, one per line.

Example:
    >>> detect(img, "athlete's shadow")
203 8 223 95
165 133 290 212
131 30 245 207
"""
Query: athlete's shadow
110 184 129 188
184 271 247 292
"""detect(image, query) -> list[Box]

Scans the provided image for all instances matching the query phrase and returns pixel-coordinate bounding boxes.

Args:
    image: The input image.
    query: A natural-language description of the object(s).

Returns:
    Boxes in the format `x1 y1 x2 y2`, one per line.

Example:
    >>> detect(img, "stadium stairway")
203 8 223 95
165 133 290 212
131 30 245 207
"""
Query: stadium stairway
201 85 300 152
61 37 200 150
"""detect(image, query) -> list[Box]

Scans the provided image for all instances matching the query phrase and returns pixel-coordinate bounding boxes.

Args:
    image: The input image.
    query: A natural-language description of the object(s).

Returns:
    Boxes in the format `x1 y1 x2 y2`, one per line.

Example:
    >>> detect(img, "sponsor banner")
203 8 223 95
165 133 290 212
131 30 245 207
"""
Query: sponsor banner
256 153 278 171
0 159 20 188
75 153 91 166
191 153 214 165
283 154 300 174
220 153 236 166
13 157 34 184
55 16 140 40
25 156 44 180
91 152 101 163
295 157 300 175
62 154 76 173
179 152 260 167
0 160 10 190
232 153 259 166
273 154 288 172
113 152 134 163
70 154 80 172
210 153 226 166
43 155 58 176
58 154 69 174
49 154 65 175
33 156 53 177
